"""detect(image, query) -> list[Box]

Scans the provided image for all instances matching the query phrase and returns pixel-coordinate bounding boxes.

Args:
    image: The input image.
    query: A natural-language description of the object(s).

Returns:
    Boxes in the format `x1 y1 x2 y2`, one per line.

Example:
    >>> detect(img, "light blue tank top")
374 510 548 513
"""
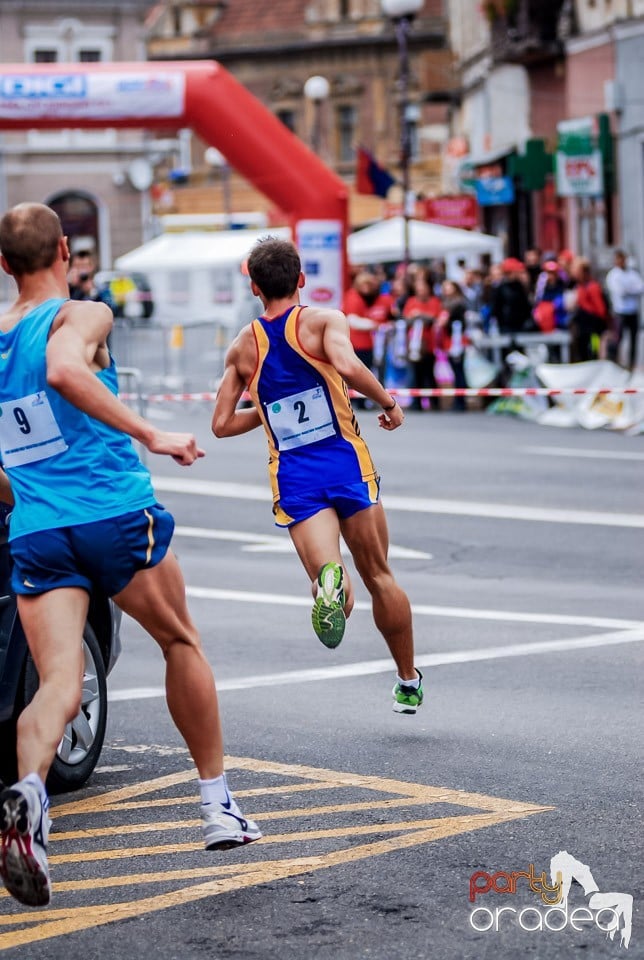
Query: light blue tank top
0 298 155 540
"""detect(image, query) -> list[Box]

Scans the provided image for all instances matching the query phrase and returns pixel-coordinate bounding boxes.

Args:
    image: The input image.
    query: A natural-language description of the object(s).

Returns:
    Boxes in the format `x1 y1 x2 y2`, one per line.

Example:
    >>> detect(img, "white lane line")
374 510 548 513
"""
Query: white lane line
184 585 643 631
174 525 431 560
522 445 644 462
109 629 644 701
153 476 644 529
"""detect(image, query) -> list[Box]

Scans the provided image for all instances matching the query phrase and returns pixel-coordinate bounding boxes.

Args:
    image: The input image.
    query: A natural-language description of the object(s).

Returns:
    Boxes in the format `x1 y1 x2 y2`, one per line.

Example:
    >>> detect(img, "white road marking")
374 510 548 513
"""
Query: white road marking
93 765 132 774
522 445 644 462
184 585 643 631
109 629 644 701
153 476 644 529
174 525 431 560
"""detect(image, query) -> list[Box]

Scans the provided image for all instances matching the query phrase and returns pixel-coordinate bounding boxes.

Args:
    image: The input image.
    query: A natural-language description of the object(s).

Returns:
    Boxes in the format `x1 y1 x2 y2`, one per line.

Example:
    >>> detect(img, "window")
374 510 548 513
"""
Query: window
277 109 296 133
336 105 356 164
339 0 351 18
78 49 102 62
25 21 115 148
33 49 58 63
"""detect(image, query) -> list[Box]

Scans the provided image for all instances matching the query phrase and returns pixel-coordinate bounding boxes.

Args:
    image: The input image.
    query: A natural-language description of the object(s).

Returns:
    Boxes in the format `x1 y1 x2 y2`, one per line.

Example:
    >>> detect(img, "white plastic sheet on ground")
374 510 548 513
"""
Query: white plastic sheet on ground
535 360 644 433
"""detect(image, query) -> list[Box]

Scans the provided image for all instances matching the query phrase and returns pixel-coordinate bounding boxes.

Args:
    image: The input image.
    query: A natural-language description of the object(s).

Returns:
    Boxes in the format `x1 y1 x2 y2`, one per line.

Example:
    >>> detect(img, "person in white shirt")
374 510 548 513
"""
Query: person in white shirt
605 249 644 369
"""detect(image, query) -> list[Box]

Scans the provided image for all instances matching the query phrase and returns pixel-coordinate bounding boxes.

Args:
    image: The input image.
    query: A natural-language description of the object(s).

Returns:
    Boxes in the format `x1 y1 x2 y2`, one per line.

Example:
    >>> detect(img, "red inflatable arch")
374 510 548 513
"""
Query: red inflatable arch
0 61 349 300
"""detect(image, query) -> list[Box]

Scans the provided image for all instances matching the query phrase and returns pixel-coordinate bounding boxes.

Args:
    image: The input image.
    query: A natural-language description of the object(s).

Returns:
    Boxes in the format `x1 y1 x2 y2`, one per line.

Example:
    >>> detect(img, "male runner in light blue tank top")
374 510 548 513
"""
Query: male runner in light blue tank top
213 238 423 716
0 203 260 909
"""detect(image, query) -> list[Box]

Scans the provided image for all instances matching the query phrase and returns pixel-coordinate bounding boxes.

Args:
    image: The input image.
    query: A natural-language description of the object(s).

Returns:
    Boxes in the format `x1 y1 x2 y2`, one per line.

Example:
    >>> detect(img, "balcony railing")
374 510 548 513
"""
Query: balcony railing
485 0 567 64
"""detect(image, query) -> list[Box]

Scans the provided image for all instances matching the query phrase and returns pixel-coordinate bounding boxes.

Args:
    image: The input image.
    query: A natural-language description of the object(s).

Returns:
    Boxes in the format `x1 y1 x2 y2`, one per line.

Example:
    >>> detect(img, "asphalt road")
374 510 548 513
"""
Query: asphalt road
1 408 642 959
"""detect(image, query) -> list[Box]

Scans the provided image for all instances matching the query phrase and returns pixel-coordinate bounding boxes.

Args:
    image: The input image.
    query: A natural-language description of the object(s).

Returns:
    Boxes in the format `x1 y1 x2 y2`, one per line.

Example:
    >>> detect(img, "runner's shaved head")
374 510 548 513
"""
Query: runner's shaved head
0 203 63 277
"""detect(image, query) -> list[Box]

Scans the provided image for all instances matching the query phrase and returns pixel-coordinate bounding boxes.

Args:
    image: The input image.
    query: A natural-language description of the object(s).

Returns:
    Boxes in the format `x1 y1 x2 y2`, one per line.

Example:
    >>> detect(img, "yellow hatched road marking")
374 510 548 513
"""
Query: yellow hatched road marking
75 780 338 814
0 755 553 951
48 796 463 843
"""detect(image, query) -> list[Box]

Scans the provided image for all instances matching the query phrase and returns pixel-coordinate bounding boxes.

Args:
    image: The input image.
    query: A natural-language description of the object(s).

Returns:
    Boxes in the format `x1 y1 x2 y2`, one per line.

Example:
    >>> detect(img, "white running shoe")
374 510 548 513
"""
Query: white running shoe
0 780 52 907
201 803 262 851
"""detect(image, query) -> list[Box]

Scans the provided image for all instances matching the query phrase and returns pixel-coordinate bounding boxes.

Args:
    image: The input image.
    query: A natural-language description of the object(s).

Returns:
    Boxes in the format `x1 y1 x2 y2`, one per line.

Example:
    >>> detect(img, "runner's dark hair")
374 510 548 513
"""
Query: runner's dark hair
247 237 301 300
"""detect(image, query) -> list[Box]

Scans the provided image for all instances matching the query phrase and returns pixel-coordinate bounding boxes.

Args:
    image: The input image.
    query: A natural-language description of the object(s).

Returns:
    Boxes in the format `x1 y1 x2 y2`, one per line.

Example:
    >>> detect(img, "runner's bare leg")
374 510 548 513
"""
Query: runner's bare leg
113 551 224 779
288 507 354 615
15 588 88 782
341 502 416 680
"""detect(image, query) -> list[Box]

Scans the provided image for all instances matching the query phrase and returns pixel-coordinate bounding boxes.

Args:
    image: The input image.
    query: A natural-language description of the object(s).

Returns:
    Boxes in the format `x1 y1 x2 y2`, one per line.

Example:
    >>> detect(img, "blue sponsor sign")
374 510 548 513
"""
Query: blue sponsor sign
0 74 87 99
474 176 515 206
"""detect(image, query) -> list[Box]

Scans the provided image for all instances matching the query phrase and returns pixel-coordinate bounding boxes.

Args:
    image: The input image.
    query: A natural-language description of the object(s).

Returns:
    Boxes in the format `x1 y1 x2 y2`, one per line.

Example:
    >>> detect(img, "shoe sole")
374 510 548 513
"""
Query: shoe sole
205 829 263 852
312 563 346 649
392 701 422 715
0 790 51 907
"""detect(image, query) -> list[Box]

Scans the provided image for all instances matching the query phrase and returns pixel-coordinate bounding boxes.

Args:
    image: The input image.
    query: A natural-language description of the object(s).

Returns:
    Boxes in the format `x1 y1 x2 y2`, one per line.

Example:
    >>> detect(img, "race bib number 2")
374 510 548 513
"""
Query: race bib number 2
265 386 336 451
0 391 68 468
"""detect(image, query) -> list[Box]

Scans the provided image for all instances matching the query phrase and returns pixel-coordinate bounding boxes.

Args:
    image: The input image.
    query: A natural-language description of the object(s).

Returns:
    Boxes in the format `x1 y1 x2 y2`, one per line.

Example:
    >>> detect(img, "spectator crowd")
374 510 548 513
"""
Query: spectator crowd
342 247 643 410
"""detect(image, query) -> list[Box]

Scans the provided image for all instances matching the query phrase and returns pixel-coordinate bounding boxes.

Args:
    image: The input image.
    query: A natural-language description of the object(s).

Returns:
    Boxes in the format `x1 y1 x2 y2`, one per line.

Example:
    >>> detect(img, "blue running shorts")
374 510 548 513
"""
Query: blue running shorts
10 504 175 597
273 477 380 528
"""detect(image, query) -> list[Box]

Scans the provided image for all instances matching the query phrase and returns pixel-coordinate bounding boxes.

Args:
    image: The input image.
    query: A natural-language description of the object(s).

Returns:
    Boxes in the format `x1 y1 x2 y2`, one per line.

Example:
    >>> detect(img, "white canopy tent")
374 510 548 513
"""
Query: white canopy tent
347 217 503 274
115 227 290 327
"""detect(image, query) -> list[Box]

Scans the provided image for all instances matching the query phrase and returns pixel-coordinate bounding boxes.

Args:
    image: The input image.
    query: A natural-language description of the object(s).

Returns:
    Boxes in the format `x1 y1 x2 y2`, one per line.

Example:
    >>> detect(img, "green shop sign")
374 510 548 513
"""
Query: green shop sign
555 114 613 197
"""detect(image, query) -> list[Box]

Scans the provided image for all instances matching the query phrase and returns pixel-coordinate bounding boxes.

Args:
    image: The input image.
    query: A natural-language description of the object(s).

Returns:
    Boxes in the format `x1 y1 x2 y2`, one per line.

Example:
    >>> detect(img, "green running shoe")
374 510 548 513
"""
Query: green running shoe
392 669 424 714
311 562 346 649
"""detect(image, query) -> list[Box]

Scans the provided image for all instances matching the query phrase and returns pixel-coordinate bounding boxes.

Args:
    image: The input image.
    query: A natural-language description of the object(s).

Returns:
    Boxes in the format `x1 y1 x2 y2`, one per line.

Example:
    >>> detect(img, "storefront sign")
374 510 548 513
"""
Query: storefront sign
555 116 605 197
474 176 515 206
424 195 479 229
555 150 604 197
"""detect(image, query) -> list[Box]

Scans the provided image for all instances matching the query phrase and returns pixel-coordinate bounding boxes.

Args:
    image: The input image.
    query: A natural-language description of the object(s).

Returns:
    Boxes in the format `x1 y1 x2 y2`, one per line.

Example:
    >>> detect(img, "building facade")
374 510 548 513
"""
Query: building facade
447 0 644 269
0 0 174 301
145 0 451 230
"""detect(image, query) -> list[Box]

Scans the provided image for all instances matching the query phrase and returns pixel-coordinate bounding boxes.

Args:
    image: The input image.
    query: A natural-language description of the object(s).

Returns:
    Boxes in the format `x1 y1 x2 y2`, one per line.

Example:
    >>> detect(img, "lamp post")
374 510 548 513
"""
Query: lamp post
381 0 423 266
204 146 232 228
303 75 330 155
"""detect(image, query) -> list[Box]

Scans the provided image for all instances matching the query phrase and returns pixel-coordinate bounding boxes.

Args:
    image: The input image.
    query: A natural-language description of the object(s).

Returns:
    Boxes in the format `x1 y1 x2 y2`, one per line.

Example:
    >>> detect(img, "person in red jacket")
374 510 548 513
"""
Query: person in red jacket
569 257 610 362
342 271 393 407
403 266 442 411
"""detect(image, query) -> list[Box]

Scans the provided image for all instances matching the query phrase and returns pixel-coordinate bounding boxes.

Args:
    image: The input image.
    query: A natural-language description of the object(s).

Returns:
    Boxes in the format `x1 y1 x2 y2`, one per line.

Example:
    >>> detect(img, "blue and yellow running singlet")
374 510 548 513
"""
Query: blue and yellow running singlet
248 306 378 509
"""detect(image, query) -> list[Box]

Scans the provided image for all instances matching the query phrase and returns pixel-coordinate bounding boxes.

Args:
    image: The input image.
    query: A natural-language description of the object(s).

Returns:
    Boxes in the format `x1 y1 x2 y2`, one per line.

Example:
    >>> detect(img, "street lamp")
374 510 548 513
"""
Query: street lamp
204 146 232 228
381 0 423 265
303 75 330 155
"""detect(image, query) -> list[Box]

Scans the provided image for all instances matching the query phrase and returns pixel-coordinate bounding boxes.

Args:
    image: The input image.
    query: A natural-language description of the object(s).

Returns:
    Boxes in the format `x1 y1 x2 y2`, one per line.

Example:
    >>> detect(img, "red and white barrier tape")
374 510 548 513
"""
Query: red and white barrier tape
119 386 643 403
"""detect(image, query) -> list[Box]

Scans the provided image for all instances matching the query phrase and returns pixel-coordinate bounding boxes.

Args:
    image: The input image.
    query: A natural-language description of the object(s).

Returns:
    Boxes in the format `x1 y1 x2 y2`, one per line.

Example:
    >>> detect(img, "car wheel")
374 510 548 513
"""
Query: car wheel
0 718 18 785
22 623 108 794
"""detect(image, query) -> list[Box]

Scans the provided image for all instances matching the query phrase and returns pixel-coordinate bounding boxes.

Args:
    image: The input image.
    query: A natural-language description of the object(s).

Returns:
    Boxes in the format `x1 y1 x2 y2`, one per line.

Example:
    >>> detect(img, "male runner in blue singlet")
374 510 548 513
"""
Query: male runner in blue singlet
213 238 423 714
0 203 260 909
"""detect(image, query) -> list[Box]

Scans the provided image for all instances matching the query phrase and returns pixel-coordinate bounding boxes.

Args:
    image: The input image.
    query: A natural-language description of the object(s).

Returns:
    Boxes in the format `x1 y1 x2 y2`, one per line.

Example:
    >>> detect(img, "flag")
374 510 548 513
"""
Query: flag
356 146 397 198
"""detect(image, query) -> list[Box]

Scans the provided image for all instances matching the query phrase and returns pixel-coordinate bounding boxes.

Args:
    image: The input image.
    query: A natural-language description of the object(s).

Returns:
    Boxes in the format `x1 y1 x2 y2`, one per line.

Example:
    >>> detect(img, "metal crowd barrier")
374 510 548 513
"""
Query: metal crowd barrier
110 317 232 395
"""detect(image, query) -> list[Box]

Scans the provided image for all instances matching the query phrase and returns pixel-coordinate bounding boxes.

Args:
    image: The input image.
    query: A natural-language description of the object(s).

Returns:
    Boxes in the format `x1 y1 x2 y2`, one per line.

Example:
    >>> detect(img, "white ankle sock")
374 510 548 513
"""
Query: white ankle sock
199 773 239 812
21 772 49 812
397 673 420 689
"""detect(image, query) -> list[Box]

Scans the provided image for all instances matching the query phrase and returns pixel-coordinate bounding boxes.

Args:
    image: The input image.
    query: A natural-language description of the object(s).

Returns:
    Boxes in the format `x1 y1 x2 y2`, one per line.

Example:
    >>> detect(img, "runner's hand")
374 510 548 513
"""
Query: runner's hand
378 401 404 431
146 430 205 465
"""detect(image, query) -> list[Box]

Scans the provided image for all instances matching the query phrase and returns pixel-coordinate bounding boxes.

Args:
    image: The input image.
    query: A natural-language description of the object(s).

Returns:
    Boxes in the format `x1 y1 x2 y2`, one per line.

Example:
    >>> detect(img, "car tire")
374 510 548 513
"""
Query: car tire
0 718 18 786
22 623 108 795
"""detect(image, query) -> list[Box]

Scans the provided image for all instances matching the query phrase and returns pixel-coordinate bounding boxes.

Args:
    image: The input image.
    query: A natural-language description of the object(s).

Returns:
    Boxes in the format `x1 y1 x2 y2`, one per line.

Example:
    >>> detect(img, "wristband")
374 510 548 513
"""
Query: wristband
382 396 397 412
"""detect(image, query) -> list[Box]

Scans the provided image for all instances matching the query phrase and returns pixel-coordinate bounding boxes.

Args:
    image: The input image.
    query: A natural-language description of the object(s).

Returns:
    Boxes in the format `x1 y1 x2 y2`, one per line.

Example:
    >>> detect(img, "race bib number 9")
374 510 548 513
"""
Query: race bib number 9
265 386 336 451
0 391 68 468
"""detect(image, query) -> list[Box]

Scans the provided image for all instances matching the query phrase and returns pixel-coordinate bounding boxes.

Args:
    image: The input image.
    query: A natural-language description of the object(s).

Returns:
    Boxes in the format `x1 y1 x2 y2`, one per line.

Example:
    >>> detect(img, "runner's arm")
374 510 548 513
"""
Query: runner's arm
346 313 376 330
322 311 404 430
46 301 204 465
0 468 13 506
212 344 262 437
